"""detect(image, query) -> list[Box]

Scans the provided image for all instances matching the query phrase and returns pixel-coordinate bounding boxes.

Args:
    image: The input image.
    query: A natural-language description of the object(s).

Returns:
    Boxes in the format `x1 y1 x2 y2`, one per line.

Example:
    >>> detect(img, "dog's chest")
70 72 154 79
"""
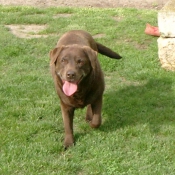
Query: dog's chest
70 93 90 108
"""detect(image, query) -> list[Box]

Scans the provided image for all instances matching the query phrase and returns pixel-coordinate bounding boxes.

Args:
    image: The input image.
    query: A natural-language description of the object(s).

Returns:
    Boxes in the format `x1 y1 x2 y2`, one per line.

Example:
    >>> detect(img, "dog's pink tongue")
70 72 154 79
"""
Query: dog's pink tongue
63 81 78 96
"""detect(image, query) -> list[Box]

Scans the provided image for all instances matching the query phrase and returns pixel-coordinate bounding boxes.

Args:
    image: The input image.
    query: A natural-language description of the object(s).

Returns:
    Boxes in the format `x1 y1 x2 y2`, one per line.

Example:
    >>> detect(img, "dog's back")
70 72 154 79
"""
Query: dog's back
57 30 122 59
57 30 98 50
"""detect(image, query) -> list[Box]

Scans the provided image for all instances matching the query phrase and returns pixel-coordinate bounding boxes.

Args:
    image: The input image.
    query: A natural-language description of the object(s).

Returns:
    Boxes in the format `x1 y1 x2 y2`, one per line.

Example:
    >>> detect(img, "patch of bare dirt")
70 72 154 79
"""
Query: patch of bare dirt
93 34 106 39
53 13 72 18
112 16 124 22
5 24 47 39
123 38 152 50
0 0 167 10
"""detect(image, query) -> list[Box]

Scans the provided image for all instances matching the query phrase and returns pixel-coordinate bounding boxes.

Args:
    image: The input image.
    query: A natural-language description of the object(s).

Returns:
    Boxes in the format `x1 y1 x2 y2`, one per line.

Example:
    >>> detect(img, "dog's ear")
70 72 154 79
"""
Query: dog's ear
82 46 98 70
49 46 64 66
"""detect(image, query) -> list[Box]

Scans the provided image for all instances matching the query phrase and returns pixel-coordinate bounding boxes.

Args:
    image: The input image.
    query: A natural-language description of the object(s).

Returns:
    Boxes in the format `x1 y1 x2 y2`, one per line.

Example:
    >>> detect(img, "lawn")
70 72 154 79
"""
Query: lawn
0 5 175 175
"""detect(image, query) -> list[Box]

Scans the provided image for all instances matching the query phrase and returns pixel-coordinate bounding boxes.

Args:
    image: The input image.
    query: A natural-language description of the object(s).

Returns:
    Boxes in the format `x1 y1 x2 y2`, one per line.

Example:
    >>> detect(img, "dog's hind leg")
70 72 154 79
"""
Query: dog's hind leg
89 96 102 128
86 104 93 122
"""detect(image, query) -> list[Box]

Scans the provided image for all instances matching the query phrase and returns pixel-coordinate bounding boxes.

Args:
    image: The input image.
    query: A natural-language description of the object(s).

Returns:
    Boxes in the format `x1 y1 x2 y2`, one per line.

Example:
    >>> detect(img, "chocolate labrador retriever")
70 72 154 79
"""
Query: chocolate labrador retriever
50 30 121 148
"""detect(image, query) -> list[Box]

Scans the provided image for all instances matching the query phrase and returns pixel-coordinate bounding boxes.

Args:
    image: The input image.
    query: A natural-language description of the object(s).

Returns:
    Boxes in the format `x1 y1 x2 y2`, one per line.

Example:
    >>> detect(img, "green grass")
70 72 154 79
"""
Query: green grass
1 5 175 175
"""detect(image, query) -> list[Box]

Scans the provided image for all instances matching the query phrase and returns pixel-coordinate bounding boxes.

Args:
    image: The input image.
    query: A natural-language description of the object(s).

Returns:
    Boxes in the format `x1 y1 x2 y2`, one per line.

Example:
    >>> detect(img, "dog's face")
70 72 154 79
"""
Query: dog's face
50 45 97 96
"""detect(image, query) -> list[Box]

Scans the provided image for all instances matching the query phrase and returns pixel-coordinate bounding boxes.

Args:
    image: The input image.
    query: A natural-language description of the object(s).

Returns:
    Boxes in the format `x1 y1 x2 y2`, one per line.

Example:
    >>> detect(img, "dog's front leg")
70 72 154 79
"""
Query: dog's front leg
60 101 75 148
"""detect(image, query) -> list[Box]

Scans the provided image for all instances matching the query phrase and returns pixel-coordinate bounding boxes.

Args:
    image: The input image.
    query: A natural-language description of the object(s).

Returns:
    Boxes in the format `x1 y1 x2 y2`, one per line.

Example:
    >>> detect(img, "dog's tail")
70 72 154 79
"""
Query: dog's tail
96 42 122 59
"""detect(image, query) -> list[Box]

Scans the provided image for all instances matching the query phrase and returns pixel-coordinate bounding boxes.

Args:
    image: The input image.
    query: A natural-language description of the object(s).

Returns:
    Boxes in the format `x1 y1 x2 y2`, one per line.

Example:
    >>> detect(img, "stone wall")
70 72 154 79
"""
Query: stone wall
157 0 175 71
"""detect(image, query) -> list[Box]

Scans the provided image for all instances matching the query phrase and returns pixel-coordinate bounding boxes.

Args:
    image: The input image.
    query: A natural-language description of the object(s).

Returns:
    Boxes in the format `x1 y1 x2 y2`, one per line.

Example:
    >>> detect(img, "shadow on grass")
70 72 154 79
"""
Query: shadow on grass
101 77 175 133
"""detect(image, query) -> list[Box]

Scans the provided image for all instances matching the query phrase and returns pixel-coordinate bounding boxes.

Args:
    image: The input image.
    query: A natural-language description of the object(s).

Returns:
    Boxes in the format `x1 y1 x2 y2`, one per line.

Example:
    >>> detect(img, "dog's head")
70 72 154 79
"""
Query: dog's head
50 45 98 96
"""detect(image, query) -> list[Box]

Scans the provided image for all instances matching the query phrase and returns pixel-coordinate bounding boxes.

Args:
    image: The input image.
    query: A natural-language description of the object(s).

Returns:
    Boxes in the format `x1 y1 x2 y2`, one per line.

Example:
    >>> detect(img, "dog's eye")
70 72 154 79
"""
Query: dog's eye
61 58 67 63
77 59 83 65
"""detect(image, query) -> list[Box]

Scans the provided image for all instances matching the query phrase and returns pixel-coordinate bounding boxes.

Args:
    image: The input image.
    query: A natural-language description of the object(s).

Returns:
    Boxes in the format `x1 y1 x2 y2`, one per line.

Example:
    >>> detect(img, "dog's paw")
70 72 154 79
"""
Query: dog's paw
64 135 74 149
89 116 101 128
89 122 101 128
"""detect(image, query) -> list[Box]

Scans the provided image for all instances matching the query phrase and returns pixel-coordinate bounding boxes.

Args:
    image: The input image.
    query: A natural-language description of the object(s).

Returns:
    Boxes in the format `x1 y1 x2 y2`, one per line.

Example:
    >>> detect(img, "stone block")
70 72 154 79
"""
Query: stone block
157 37 175 71
158 0 175 37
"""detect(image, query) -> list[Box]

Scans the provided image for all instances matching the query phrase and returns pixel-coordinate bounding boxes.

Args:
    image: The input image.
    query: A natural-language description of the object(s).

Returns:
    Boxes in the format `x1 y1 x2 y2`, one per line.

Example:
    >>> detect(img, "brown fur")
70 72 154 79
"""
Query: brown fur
50 30 121 148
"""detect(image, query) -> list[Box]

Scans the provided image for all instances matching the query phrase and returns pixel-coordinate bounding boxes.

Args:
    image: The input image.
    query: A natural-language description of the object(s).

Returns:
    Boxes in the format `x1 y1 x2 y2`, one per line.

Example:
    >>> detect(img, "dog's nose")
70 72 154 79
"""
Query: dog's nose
66 71 76 79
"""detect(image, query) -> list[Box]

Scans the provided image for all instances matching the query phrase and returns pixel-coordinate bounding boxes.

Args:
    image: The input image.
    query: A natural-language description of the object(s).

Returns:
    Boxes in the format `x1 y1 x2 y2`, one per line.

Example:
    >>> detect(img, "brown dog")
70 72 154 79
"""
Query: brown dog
50 30 121 148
